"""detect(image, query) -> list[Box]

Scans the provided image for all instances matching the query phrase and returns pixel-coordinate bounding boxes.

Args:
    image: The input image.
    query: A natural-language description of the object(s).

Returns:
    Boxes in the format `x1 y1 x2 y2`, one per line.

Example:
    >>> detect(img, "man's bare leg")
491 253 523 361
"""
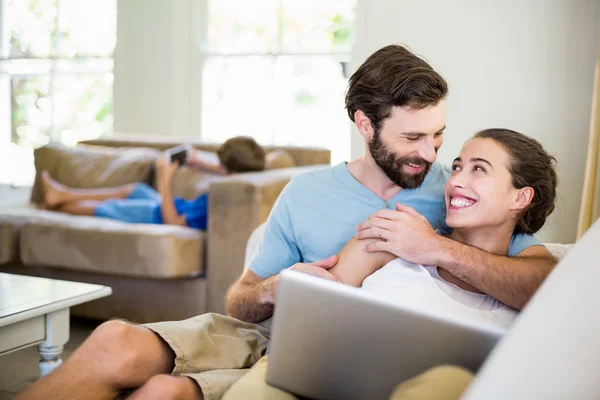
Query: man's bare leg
126 375 203 400
15 320 177 400
41 171 136 209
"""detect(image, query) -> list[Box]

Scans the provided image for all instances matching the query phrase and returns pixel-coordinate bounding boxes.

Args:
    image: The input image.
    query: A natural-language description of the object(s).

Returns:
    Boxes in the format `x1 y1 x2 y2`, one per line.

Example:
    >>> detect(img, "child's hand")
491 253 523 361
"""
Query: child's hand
156 155 179 186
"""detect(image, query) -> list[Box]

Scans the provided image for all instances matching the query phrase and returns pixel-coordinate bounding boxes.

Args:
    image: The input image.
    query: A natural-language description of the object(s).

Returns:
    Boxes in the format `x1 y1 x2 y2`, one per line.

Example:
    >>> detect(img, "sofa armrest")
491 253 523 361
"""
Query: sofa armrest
205 164 328 314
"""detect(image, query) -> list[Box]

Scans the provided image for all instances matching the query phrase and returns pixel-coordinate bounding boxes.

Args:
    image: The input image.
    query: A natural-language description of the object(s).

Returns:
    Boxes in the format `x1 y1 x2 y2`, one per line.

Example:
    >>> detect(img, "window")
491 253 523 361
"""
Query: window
0 0 116 185
201 0 356 163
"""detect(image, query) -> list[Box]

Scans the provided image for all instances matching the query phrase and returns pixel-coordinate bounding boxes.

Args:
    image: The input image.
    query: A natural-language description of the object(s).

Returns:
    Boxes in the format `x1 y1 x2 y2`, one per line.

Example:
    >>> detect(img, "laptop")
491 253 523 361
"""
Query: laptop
266 269 506 400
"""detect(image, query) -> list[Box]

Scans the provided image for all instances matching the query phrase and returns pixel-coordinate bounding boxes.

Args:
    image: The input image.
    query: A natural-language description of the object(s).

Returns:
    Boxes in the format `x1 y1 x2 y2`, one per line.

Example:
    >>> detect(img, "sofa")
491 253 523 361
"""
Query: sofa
0 135 330 323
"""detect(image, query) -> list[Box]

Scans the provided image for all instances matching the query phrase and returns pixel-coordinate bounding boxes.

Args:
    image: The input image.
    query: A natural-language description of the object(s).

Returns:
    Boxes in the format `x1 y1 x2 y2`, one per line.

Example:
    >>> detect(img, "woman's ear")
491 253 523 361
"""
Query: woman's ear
511 187 534 211
354 110 375 141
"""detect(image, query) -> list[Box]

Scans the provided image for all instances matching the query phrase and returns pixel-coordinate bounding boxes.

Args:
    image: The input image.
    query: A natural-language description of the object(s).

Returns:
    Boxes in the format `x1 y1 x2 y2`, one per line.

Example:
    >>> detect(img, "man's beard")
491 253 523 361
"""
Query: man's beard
368 130 432 189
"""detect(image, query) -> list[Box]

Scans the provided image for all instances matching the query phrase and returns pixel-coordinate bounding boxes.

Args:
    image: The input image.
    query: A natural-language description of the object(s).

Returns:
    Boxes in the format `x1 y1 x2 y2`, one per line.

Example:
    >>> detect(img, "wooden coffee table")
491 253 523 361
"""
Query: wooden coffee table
0 273 111 376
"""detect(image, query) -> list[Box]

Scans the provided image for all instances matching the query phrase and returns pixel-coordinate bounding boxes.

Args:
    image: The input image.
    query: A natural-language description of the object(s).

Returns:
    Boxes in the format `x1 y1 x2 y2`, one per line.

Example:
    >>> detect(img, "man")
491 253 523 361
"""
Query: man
17 45 556 400
219 45 557 399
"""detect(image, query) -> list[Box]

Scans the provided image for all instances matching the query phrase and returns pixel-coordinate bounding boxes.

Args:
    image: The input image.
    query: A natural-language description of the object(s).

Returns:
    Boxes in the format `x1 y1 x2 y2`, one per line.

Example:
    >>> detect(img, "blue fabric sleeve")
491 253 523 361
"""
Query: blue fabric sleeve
508 233 543 257
248 185 301 278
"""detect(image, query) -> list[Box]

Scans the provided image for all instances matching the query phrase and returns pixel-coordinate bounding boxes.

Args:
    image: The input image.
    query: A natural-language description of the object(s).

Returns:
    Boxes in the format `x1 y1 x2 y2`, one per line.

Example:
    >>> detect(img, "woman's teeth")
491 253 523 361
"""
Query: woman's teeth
450 197 475 208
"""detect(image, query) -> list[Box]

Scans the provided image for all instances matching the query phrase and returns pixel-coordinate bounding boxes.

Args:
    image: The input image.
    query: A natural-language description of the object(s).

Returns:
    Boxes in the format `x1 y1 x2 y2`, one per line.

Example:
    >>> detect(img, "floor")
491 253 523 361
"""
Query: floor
0 317 99 399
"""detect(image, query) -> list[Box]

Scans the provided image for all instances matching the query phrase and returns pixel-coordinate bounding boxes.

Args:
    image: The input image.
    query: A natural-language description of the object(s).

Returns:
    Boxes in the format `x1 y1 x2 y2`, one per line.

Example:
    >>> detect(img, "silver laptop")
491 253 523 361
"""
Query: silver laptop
267 269 506 400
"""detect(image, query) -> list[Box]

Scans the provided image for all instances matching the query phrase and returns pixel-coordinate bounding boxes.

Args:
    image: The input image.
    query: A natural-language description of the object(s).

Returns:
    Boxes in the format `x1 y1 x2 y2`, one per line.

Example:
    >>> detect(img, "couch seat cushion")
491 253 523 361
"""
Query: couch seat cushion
7 208 203 278
0 216 24 264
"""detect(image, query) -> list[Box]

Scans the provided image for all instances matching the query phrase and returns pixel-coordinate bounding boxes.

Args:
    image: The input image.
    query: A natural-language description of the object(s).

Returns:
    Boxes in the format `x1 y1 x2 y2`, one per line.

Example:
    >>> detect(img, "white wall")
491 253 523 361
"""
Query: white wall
113 0 203 138
350 0 600 243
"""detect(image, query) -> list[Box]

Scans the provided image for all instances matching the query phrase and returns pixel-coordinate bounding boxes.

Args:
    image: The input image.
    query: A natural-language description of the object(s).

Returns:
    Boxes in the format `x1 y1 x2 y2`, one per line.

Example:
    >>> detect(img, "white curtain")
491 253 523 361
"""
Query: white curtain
577 44 600 239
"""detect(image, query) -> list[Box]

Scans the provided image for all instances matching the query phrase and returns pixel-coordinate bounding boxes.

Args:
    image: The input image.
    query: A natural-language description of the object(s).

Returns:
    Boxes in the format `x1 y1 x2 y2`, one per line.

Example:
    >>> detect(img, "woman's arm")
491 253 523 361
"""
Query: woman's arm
330 237 396 287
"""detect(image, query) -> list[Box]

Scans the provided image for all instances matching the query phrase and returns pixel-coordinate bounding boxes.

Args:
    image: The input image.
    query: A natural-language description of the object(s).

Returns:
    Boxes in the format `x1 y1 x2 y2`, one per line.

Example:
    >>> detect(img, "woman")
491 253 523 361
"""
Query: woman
330 128 558 328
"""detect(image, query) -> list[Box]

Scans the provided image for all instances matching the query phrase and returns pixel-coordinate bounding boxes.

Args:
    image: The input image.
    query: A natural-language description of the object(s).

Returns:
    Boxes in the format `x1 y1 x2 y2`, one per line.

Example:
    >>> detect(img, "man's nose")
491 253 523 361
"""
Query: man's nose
417 138 437 163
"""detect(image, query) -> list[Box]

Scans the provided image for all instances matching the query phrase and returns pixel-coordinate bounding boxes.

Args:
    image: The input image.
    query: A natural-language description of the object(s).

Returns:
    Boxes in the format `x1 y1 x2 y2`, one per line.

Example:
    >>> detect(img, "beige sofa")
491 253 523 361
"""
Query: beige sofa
0 135 330 323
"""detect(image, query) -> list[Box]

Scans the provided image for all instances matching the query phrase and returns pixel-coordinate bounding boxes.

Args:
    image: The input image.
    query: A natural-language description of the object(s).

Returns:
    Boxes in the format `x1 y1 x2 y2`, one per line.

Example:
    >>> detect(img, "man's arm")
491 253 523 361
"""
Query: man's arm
357 204 558 311
226 256 339 323
226 269 277 323
434 241 556 310
227 236 391 323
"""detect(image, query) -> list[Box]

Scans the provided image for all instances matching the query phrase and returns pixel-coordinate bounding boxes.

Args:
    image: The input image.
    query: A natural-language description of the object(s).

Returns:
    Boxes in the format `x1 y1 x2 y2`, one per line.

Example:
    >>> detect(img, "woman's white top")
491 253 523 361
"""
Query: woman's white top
361 258 518 329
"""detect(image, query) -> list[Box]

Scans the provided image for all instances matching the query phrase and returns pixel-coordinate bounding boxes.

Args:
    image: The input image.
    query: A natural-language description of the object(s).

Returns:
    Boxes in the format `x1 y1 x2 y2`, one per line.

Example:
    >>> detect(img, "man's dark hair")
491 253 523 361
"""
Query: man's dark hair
345 44 448 131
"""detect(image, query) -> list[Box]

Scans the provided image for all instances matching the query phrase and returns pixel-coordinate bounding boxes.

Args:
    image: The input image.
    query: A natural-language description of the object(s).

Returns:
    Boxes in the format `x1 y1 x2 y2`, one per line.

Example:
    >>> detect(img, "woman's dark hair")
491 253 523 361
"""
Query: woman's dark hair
218 136 265 173
474 129 557 234
345 44 448 131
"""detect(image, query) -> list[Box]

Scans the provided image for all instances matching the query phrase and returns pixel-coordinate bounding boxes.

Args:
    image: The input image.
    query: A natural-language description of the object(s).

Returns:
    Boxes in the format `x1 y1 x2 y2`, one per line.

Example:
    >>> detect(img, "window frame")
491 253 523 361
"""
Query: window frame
200 0 354 154
0 0 115 147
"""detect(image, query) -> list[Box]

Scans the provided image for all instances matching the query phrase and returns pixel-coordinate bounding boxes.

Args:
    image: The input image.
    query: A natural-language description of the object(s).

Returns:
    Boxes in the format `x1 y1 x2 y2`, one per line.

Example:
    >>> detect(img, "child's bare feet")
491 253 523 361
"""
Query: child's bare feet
41 171 68 209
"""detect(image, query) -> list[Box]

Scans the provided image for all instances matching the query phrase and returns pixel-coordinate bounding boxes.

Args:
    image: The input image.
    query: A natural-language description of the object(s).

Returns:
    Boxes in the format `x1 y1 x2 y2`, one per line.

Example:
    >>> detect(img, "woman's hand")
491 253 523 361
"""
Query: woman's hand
355 202 443 266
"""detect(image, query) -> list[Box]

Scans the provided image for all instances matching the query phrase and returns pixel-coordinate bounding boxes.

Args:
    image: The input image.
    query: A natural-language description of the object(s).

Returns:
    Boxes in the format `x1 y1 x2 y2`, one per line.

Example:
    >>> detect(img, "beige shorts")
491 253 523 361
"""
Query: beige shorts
144 313 270 400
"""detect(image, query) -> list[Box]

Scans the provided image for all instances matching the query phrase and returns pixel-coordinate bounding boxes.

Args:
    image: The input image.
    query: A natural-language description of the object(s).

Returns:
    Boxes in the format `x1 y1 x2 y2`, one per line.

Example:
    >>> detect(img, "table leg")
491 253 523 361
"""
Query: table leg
38 308 70 377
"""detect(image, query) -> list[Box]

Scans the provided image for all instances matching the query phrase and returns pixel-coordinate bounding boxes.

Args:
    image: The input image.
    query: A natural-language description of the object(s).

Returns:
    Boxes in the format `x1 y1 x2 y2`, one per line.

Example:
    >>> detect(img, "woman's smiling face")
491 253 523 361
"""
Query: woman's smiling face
445 137 524 231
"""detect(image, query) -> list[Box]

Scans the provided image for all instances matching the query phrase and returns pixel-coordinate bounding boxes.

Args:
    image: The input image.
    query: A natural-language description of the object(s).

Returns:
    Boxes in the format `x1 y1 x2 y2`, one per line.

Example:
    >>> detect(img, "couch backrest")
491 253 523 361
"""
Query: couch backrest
79 134 331 167
30 142 161 204
461 224 597 399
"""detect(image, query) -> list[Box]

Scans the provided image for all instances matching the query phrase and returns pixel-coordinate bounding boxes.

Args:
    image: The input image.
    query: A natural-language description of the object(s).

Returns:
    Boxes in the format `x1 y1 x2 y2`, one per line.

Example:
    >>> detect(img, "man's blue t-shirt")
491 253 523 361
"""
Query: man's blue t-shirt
249 162 541 278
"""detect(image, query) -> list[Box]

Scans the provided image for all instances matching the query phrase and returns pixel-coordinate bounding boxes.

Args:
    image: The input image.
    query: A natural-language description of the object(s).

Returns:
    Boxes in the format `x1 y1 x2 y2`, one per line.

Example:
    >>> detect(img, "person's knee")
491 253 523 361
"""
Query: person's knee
142 375 202 400
82 320 144 375
389 365 474 400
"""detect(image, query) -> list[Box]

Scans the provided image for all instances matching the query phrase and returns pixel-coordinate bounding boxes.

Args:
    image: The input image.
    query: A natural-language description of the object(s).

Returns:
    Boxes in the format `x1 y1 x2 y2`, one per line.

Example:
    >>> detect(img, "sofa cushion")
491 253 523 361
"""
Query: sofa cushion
0 217 23 264
10 208 204 278
31 143 161 204
265 150 296 170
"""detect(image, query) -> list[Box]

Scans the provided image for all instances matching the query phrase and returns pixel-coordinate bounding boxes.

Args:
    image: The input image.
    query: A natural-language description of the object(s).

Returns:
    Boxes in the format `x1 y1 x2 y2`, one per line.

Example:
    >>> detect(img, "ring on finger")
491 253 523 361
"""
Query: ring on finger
378 228 383 240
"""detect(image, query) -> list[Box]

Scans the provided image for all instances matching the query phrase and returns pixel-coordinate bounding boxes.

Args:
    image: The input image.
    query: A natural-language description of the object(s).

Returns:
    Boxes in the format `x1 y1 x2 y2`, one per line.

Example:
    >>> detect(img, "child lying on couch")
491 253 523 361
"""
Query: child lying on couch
41 136 265 229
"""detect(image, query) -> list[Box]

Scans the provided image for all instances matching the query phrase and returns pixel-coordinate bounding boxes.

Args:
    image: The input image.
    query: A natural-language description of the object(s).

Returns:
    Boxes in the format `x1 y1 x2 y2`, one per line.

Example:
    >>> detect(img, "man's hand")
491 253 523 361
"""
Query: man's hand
355 202 442 265
259 255 340 305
